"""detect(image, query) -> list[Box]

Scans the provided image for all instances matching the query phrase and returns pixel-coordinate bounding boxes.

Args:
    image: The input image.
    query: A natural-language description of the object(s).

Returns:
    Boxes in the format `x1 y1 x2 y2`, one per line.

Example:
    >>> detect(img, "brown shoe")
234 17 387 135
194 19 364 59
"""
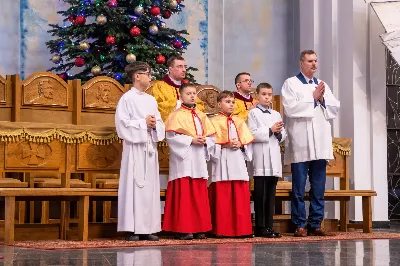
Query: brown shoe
307 227 330 236
294 228 307 237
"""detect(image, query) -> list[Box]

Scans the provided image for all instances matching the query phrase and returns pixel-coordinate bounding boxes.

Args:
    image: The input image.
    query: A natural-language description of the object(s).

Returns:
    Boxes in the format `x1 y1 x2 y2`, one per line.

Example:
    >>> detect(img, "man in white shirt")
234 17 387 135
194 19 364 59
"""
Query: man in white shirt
281 50 340 237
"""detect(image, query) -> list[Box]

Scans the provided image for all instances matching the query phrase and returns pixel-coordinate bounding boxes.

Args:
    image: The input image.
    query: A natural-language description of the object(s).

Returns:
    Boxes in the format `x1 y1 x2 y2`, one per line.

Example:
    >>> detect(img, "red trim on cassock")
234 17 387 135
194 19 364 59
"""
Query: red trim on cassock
208 181 252 236
163 177 212 233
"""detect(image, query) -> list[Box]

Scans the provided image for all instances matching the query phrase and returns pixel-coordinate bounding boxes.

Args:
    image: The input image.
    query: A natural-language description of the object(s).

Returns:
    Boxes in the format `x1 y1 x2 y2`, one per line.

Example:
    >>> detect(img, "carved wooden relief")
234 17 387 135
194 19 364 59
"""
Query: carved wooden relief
77 142 121 170
4 140 63 169
22 72 68 107
0 75 6 105
82 77 126 110
196 85 220 115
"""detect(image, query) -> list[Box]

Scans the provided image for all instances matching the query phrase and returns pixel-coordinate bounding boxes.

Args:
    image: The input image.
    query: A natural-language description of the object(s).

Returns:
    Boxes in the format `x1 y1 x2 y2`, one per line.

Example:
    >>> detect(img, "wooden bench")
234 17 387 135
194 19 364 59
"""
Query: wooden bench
1 188 118 244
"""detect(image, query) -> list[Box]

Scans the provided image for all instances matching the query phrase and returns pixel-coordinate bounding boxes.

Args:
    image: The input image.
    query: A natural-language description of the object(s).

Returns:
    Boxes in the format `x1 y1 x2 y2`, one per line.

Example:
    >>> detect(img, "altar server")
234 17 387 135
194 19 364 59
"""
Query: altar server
115 62 165 241
281 50 340 237
162 83 216 240
247 83 286 238
208 90 254 237
233 72 258 121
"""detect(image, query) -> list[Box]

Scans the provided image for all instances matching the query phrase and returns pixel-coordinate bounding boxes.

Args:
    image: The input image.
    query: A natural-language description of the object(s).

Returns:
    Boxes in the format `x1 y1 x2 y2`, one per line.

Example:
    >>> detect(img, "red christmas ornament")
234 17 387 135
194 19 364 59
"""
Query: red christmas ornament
162 10 172 19
156 55 166 64
177 0 182 3
150 6 161 16
75 16 86 25
182 79 190 84
75 57 85 67
130 26 141 37
106 36 116 45
68 15 75 22
107 0 118 7
59 73 67 80
173 40 183 49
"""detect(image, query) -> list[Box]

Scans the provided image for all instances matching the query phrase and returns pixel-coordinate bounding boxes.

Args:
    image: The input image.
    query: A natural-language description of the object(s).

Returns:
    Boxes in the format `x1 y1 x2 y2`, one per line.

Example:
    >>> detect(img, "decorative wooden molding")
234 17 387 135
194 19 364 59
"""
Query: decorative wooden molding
0 75 6 105
76 143 121 170
21 72 69 107
82 77 126 111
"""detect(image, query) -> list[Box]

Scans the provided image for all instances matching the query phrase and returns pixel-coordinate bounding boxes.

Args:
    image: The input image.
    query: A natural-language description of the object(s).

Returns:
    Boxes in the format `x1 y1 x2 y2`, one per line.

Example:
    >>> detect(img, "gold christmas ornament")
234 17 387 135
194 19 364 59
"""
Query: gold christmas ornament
79 42 90 51
126 53 137 63
96 14 107 25
91 65 102 76
134 6 144 16
169 0 178 9
51 55 61 64
160 22 166 28
149 25 159 35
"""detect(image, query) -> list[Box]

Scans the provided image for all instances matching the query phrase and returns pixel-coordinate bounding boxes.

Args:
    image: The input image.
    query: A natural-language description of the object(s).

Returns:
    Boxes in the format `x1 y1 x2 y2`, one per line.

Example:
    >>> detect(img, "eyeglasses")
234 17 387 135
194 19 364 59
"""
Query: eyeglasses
137 72 152 77
238 79 254 84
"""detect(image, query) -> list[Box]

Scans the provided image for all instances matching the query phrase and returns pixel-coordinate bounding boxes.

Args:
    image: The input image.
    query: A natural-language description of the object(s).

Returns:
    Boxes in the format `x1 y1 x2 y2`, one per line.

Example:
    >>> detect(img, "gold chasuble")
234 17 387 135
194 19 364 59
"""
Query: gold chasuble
147 75 205 121
233 91 257 121
165 105 216 137
211 113 254 145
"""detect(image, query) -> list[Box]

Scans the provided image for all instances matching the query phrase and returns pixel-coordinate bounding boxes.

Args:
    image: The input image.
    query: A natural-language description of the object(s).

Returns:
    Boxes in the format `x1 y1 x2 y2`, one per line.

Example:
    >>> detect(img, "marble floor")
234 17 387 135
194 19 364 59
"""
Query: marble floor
2 238 400 266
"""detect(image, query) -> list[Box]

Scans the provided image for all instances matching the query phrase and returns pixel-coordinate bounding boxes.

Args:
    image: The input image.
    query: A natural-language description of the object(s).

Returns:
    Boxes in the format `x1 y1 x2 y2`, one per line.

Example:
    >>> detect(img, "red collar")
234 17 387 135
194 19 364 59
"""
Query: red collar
233 91 253 102
162 75 181 88
218 112 233 118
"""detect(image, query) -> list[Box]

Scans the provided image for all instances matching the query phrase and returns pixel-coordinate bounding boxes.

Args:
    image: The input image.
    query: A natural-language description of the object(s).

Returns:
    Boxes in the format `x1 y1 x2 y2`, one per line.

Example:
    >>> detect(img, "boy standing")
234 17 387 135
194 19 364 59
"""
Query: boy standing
209 91 254 237
162 83 216 240
247 83 286 238
115 62 165 241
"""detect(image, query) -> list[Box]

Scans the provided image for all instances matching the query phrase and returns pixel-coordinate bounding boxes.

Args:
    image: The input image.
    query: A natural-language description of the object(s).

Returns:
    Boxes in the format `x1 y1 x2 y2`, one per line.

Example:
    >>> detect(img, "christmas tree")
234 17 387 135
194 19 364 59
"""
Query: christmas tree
46 0 197 84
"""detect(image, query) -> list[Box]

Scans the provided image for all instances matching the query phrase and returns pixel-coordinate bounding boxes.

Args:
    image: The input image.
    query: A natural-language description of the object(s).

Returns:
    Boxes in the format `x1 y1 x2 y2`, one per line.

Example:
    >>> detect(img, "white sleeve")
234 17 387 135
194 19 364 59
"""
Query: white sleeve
247 111 269 143
115 98 148 143
281 79 315 118
242 144 253 161
166 131 193 160
205 135 216 161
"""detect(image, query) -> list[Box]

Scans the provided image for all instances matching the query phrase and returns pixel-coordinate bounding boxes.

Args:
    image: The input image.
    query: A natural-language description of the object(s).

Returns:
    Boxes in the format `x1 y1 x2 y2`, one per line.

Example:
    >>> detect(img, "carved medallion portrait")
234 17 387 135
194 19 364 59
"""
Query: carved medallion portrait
22 74 68 107
196 86 220 115
83 78 125 110
8 142 53 166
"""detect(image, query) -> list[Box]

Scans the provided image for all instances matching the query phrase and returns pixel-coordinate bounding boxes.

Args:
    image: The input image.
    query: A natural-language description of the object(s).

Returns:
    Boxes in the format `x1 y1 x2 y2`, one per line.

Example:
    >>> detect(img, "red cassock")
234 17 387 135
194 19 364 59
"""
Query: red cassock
163 177 212 233
208 180 252 236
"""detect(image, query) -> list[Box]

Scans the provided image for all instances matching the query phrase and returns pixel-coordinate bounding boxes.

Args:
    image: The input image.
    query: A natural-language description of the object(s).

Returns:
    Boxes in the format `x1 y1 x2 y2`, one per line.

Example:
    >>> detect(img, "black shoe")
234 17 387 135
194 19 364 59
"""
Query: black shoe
125 232 139 241
176 233 194 240
193 233 206 239
139 234 159 241
269 228 281 238
254 227 267 237
255 227 278 238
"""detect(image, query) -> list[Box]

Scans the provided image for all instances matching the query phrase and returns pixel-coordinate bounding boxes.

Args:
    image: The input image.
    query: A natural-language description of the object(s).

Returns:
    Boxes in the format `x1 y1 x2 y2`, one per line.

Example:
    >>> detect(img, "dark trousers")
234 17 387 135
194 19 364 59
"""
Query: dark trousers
291 160 327 229
253 176 279 228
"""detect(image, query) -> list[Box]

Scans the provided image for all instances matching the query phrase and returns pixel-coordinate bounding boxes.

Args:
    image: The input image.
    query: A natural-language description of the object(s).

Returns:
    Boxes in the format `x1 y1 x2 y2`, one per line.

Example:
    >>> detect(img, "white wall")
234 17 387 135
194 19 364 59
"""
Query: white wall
208 0 299 93
0 1 20 76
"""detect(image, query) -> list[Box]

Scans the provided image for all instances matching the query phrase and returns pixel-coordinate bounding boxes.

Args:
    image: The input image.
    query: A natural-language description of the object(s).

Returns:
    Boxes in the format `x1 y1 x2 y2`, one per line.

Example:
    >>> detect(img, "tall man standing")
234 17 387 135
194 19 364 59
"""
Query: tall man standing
281 50 340 237
147 55 204 121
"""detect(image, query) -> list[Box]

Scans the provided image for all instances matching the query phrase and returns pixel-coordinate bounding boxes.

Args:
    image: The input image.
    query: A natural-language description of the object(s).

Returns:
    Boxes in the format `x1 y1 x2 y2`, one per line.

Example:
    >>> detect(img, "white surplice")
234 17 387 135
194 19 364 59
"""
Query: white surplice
281 75 340 164
115 87 165 234
247 107 286 177
166 115 215 181
210 121 252 182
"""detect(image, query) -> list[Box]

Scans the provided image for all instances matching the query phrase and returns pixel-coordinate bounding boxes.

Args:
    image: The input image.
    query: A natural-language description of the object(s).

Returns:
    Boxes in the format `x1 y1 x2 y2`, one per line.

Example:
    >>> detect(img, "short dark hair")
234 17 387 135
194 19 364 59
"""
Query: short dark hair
300 50 317 61
234 72 251 85
125 61 150 83
179 83 196 94
217 90 234 103
167 55 185 68
256 82 273 94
